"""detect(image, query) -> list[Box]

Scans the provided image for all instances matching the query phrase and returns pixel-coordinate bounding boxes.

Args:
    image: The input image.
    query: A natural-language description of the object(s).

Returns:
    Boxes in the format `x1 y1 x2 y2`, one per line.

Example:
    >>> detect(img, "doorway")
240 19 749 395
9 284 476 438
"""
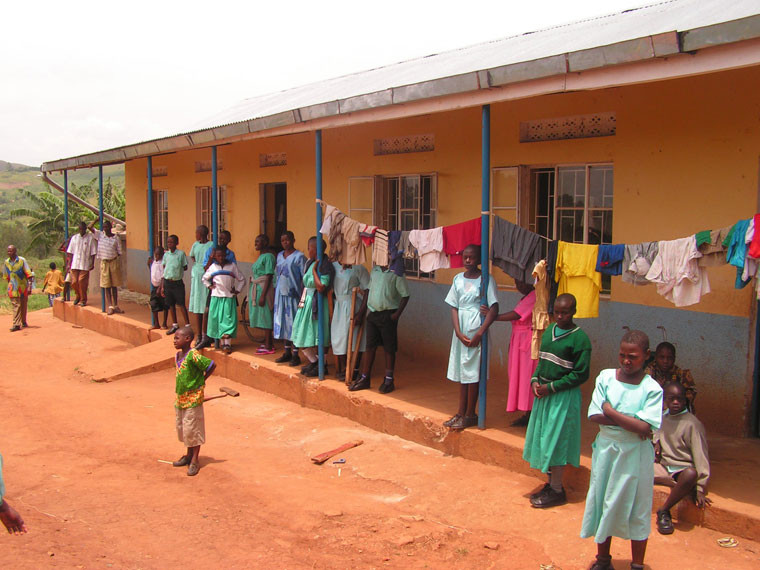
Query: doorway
259 182 287 252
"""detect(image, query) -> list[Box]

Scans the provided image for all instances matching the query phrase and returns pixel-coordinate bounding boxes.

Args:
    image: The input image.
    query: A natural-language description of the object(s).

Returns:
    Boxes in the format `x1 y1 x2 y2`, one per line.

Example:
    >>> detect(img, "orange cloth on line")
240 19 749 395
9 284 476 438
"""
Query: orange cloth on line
555 242 601 319
530 260 550 359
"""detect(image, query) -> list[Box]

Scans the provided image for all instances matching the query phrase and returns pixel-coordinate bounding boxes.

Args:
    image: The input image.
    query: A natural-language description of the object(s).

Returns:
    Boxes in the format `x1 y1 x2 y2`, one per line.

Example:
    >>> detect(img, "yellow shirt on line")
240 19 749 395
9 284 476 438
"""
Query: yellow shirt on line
555 242 601 319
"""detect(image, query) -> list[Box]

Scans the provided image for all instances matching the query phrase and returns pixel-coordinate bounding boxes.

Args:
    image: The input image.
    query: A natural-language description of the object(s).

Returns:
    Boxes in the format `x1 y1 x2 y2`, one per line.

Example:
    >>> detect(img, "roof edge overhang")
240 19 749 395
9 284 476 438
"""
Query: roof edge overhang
41 14 760 173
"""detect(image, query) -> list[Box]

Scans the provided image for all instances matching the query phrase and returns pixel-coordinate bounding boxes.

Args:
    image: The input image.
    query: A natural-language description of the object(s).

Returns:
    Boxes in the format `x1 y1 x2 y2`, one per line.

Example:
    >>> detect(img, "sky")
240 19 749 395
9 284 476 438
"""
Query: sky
1 0 654 167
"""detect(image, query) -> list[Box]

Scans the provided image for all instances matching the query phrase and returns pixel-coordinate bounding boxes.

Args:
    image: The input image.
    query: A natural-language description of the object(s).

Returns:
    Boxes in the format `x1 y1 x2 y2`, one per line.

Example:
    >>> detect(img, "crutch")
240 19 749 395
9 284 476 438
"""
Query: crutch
348 303 367 385
345 287 359 386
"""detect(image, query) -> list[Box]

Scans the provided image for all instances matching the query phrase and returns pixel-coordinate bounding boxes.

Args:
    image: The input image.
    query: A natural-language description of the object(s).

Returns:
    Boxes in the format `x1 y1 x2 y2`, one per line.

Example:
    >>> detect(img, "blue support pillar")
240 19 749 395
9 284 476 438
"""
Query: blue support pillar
63 170 69 239
99 166 106 312
147 157 156 327
478 105 491 429
211 146 218 244
315 130 325 380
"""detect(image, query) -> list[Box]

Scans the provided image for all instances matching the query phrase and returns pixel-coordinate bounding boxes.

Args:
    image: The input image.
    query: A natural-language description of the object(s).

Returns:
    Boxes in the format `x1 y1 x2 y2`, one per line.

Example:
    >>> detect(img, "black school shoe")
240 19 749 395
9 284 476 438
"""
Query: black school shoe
530 483 551 501
378 377 395 394
348 374 370 391
656 510 674 534
288 353 301 367
530 486 567 508
274 350 292 363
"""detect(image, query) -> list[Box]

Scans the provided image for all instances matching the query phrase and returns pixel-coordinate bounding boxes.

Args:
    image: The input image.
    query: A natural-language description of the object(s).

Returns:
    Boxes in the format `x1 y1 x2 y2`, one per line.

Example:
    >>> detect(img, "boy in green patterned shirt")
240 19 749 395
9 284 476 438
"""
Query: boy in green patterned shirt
172 326 216 476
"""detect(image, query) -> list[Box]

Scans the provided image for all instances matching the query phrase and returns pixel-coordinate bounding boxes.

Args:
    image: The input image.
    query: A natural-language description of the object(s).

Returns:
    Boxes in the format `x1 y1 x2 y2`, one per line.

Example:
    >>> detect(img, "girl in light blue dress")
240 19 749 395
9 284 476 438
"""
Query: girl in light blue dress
443 244 498 431
273 231 307 366
581 330 663 570
331 262 370 381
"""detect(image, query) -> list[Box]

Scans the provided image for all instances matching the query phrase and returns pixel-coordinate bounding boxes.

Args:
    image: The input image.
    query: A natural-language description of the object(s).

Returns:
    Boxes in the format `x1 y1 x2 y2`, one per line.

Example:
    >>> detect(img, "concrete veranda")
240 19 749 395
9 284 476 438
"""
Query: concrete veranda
51 293 760 542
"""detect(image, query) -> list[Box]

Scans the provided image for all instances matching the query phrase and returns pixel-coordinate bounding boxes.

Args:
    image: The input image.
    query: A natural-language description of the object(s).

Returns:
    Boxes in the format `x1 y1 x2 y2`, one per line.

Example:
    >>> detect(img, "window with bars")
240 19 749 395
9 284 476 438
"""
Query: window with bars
196 186 229 233
376 174 437 278
528 163 614 291
152 189 168 248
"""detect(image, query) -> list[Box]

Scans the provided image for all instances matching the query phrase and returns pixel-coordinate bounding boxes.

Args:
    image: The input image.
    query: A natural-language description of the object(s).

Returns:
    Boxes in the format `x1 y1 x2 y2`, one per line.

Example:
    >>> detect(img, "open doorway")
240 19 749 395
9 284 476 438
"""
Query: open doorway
259 182 287 252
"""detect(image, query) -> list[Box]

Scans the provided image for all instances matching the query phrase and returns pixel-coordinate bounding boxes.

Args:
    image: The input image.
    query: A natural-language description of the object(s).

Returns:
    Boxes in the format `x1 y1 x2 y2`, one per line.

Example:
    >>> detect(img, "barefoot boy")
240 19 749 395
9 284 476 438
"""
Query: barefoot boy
0 453 27 535
653 381 710 534
523 293 592 508
172 326 216 476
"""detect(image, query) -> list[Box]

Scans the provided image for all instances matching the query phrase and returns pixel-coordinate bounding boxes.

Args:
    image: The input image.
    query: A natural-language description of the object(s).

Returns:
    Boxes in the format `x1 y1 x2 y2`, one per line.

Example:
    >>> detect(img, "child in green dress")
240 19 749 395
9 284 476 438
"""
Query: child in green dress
581 330 663 570
188 225 213 347
292 237 333 377
250 235 276 354
523 293 591 508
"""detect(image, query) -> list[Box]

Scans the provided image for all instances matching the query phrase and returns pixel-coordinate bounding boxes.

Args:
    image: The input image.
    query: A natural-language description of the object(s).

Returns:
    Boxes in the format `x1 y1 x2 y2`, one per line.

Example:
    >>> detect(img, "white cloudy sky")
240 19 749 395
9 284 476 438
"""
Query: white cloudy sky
2 0 652 167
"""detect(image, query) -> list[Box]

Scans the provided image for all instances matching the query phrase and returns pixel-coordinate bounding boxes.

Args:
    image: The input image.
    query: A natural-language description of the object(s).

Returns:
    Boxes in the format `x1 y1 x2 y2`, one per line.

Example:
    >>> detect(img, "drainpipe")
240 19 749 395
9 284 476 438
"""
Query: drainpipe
478 104 491 429
147 157 155 327
41 173 125 227
212 146 218 244
99 166 105 313
64 170 69 239
316 130 325 380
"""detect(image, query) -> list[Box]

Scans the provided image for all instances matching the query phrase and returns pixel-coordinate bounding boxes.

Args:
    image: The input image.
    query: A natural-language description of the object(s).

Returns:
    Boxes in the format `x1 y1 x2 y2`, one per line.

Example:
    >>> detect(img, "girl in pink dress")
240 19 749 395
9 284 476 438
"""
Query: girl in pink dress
486 280 538 426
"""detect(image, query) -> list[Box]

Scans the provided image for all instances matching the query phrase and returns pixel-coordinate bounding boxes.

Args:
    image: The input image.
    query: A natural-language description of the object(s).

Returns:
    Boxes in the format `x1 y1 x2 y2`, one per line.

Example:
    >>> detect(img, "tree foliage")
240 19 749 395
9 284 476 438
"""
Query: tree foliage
9 177 125 256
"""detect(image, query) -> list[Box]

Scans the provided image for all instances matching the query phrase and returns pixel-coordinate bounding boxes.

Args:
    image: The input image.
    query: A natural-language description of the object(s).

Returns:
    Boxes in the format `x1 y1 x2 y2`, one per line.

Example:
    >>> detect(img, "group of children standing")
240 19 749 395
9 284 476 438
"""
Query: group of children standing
441 248 710 569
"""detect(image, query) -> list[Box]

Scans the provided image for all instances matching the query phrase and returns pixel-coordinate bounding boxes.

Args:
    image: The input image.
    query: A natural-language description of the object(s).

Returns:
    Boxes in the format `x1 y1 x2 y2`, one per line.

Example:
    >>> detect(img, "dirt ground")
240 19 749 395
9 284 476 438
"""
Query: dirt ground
2 310 759 569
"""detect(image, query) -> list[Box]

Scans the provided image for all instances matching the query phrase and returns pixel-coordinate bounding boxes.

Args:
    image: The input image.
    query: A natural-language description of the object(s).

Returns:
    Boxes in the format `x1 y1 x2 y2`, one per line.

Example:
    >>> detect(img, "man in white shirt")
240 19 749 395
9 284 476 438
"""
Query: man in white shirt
89 220 122 314
66 221 97 306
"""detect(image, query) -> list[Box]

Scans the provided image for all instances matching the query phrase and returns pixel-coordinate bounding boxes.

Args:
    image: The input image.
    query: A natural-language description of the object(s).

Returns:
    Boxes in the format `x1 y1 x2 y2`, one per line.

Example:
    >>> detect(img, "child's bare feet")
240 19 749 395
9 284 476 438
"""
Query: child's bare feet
0 500 28 534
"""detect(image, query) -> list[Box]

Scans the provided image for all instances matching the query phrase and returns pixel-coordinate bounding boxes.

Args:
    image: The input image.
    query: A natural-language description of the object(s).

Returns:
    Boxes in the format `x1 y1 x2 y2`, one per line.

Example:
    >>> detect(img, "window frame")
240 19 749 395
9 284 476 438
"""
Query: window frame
196 185 229 233
152 189 169 248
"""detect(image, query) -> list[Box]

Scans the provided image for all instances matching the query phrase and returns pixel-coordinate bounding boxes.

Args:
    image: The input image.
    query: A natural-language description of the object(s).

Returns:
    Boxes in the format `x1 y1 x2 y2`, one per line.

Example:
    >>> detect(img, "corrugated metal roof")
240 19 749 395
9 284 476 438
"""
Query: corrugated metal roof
42 0 760 171
189 0 760 130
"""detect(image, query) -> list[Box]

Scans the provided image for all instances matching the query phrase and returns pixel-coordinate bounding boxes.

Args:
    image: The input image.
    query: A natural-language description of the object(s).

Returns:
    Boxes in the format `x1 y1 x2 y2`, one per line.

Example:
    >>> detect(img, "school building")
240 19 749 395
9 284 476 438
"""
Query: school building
42 0 760 437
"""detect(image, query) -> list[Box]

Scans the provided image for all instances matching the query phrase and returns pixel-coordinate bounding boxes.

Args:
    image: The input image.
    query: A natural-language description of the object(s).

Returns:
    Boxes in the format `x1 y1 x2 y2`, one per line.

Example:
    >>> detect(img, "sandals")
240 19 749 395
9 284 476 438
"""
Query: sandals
588 554 614 570
172 455 191 467
256 346 275 355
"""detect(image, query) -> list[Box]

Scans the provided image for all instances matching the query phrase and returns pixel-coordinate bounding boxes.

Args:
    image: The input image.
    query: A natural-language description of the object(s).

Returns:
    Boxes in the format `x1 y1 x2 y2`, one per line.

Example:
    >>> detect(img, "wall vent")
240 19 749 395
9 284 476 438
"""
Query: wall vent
259 152 287 167
520 113 616 143
195 160 224 172
373 134 435 156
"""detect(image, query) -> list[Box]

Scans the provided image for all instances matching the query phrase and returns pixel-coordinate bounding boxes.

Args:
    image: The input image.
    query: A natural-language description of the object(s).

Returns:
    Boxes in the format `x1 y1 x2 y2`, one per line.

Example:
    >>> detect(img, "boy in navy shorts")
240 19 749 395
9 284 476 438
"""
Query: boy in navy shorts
349 265 409 394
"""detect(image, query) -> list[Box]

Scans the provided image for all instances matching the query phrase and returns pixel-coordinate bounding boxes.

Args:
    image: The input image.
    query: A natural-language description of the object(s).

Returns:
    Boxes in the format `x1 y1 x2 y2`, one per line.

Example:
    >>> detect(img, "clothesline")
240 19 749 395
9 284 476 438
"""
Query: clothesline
316 201 760 315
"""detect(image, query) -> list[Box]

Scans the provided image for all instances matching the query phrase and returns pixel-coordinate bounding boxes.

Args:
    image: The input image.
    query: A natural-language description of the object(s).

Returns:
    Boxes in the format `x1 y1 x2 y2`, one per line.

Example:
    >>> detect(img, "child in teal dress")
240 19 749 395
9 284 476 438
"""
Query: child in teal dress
188 225 213 347
443 245 498 430
291 237 334 377
581 330 663 570
249 234 276 354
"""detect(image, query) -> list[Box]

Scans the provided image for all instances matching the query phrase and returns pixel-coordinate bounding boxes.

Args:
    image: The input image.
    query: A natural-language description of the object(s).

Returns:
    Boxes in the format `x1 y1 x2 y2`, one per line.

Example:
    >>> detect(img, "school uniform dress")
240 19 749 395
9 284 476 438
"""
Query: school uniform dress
273 250 307 340
291 263 331 349
202 261 245 339
188 241 214 314
507 290 538 412
445 273 498 384
331 263 370 356
523 323 592 472
581 370 663 542
248 253 276 330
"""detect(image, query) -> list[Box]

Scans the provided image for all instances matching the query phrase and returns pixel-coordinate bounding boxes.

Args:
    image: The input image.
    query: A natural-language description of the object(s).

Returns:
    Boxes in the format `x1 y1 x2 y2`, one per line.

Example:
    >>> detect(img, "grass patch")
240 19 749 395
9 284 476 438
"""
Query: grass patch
0 292 51 315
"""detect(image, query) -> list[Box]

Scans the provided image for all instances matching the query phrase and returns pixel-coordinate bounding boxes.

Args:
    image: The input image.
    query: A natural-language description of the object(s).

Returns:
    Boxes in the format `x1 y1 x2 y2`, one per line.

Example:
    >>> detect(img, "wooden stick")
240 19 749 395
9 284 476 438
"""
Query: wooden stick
350 311 366 381
345 287 359 386
311 440 363 465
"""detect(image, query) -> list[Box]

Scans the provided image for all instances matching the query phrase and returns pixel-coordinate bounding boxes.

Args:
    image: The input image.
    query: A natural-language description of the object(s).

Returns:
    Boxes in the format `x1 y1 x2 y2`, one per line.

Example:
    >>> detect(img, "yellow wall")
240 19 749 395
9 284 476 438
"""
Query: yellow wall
125 66 760 317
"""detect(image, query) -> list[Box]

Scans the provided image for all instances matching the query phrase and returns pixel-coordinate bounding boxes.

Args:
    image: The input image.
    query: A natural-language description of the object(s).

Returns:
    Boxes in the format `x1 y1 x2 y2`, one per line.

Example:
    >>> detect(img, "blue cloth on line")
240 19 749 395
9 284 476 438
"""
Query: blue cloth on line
595 244 625 276
726 218 751 289
388 231 405 276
